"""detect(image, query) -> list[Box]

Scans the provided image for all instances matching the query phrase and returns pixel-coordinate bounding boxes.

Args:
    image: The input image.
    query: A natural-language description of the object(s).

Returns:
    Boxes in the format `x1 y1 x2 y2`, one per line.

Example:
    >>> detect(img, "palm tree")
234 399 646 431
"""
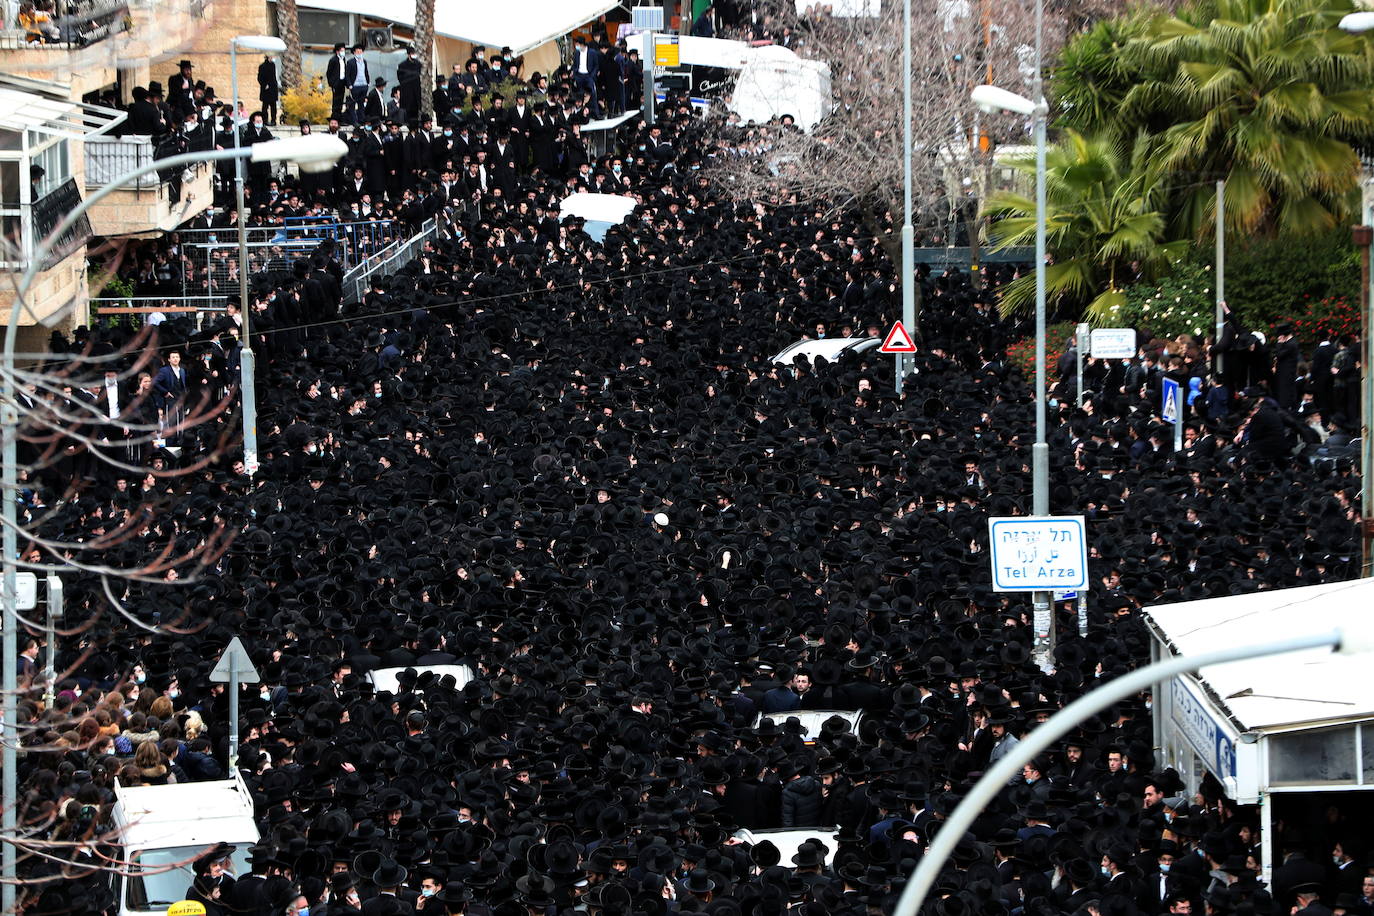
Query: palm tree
984 130 1187 322
277 0 303 91
1062 0 1374 239
414 0 436 119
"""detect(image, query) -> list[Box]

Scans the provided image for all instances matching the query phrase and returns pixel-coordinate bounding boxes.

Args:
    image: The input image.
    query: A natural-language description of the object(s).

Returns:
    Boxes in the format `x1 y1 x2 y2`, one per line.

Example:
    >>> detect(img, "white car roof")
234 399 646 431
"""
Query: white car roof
113 778 258 850
771 337 880 366
367 664 474 694
754 709 863 744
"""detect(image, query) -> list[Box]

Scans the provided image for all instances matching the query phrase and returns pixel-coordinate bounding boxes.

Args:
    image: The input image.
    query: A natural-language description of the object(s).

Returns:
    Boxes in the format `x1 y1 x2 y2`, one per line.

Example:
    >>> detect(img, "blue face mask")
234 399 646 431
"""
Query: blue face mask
421 889 436 898
1160 863 1171 873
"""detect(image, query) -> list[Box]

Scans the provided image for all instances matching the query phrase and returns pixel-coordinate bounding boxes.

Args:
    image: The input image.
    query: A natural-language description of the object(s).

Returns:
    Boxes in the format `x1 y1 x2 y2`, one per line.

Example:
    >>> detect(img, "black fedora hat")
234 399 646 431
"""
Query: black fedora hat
682 868 717 895
373 858 409 888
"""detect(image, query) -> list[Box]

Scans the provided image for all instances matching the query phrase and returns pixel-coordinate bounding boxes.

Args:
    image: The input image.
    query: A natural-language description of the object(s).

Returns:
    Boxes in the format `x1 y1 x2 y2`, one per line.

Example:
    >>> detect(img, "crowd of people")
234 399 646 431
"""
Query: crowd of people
12 8 1371 916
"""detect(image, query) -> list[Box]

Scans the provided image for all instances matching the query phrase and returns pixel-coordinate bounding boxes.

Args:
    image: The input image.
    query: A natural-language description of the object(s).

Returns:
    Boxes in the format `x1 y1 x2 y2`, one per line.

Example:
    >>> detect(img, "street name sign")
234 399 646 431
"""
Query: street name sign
1090 328 1136 359
989 516 1088 592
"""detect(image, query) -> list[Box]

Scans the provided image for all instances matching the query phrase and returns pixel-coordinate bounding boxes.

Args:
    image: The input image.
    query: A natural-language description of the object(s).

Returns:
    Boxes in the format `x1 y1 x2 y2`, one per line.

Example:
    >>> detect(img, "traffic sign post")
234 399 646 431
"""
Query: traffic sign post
1075 322 1089 407
210 637 260 769
881 320 918 395
990 515 1088 672
43 574 62 707
1162 376 1183 452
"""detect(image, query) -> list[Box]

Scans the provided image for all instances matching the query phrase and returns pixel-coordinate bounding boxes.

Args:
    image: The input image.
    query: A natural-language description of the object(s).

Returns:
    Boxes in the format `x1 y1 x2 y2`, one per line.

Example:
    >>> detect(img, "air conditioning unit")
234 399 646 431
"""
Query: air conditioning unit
364 26 394 51
632 5 665 30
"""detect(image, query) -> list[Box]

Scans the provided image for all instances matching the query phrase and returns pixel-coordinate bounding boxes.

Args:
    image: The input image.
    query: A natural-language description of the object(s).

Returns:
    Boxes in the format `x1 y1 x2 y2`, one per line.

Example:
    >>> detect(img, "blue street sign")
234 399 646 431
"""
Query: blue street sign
1161 377 1181 425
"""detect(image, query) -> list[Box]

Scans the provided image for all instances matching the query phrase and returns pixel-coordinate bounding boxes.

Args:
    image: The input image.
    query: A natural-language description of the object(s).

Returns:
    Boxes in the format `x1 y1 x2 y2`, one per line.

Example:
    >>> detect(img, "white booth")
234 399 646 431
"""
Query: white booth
1143 579 1374 884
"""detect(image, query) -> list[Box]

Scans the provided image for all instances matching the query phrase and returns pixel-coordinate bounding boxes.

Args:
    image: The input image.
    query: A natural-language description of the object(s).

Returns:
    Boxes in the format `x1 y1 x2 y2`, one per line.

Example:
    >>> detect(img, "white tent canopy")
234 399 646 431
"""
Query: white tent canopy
728 45 832 131
298 0 617 55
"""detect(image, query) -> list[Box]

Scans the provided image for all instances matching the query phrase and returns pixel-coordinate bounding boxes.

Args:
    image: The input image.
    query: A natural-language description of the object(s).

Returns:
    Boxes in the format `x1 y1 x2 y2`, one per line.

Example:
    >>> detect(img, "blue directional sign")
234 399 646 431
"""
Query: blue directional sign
988 516 1089 592
1161 377 1181 425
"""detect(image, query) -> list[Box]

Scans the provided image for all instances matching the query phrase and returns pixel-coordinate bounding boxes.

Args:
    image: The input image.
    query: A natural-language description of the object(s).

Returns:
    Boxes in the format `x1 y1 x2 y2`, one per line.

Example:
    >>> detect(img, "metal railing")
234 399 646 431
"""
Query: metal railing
84 135 161 189
87 295 226 331
176 218 407 277
342 217 440 303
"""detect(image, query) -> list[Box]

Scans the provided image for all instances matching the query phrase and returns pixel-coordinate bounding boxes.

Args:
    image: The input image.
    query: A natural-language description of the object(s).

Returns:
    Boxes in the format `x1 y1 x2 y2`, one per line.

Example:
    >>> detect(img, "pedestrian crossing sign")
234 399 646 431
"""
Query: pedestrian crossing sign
1161 377 1180 424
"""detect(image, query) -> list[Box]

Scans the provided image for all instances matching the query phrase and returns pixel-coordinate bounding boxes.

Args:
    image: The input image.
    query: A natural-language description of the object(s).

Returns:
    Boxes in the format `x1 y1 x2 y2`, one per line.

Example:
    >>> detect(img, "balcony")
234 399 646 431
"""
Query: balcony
83 135 212 237
0 1 130 50
2 0 215 92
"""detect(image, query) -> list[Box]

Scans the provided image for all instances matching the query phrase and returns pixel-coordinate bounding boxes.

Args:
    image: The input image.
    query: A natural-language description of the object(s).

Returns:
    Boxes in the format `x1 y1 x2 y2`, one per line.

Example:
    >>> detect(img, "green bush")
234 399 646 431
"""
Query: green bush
1117 259 1216 339
1222 231 1360 331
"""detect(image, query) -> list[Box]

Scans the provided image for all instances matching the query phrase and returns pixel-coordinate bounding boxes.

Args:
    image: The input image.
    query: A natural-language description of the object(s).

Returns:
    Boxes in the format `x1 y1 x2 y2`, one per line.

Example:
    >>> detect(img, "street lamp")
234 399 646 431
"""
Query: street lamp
971 77 1052 670
889 622 1374 916
231 34 287 478
898 0 913 394
1337 13 1374 576
0 133 346 914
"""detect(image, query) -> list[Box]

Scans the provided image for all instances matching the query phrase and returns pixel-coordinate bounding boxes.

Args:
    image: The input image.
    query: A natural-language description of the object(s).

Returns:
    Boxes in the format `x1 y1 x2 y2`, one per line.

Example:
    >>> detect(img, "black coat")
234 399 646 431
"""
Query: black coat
257 59 279 104
781 776 824 827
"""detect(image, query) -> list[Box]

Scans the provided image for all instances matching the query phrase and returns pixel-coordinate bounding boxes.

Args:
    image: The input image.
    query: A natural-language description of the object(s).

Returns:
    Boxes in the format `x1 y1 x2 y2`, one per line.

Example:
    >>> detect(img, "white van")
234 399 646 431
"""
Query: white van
110 771 259 916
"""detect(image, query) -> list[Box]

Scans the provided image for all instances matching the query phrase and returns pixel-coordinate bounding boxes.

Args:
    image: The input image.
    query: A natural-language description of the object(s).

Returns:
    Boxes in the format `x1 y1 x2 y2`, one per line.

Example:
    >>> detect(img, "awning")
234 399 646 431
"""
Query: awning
298 0 618 56
0 87 126 140
1143 579 1374 732
583 109 640 134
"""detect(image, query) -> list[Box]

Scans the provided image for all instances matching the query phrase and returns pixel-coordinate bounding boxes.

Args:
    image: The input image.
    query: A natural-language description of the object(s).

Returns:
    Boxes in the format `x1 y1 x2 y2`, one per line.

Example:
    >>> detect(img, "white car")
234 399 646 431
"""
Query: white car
771 336 881 368
366 664 474 694
754 709 864 744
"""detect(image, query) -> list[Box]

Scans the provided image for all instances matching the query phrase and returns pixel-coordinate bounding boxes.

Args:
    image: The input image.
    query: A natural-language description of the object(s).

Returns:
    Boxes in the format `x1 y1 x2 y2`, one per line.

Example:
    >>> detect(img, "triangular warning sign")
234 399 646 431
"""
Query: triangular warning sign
879 320 917 353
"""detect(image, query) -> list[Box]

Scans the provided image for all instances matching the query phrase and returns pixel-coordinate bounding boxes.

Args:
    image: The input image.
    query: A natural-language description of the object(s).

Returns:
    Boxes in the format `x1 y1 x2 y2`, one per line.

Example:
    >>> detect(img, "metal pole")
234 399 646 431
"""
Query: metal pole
643 31 655 127
1363 185 1374 577
898 0 914 395
1076 321 1088 409
889 628 1345 916
1076 591 1087 637
228 656 240 770
232 40 261 477
2 390 16 916
1215 179 1225 378
1030 0 1051 670
43 574 61 708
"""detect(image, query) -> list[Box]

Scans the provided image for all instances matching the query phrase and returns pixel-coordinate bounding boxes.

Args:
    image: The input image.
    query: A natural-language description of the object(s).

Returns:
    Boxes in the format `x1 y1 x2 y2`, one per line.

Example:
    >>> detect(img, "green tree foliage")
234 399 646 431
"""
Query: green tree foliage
1053 0 1374 240
984 130 1186 321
